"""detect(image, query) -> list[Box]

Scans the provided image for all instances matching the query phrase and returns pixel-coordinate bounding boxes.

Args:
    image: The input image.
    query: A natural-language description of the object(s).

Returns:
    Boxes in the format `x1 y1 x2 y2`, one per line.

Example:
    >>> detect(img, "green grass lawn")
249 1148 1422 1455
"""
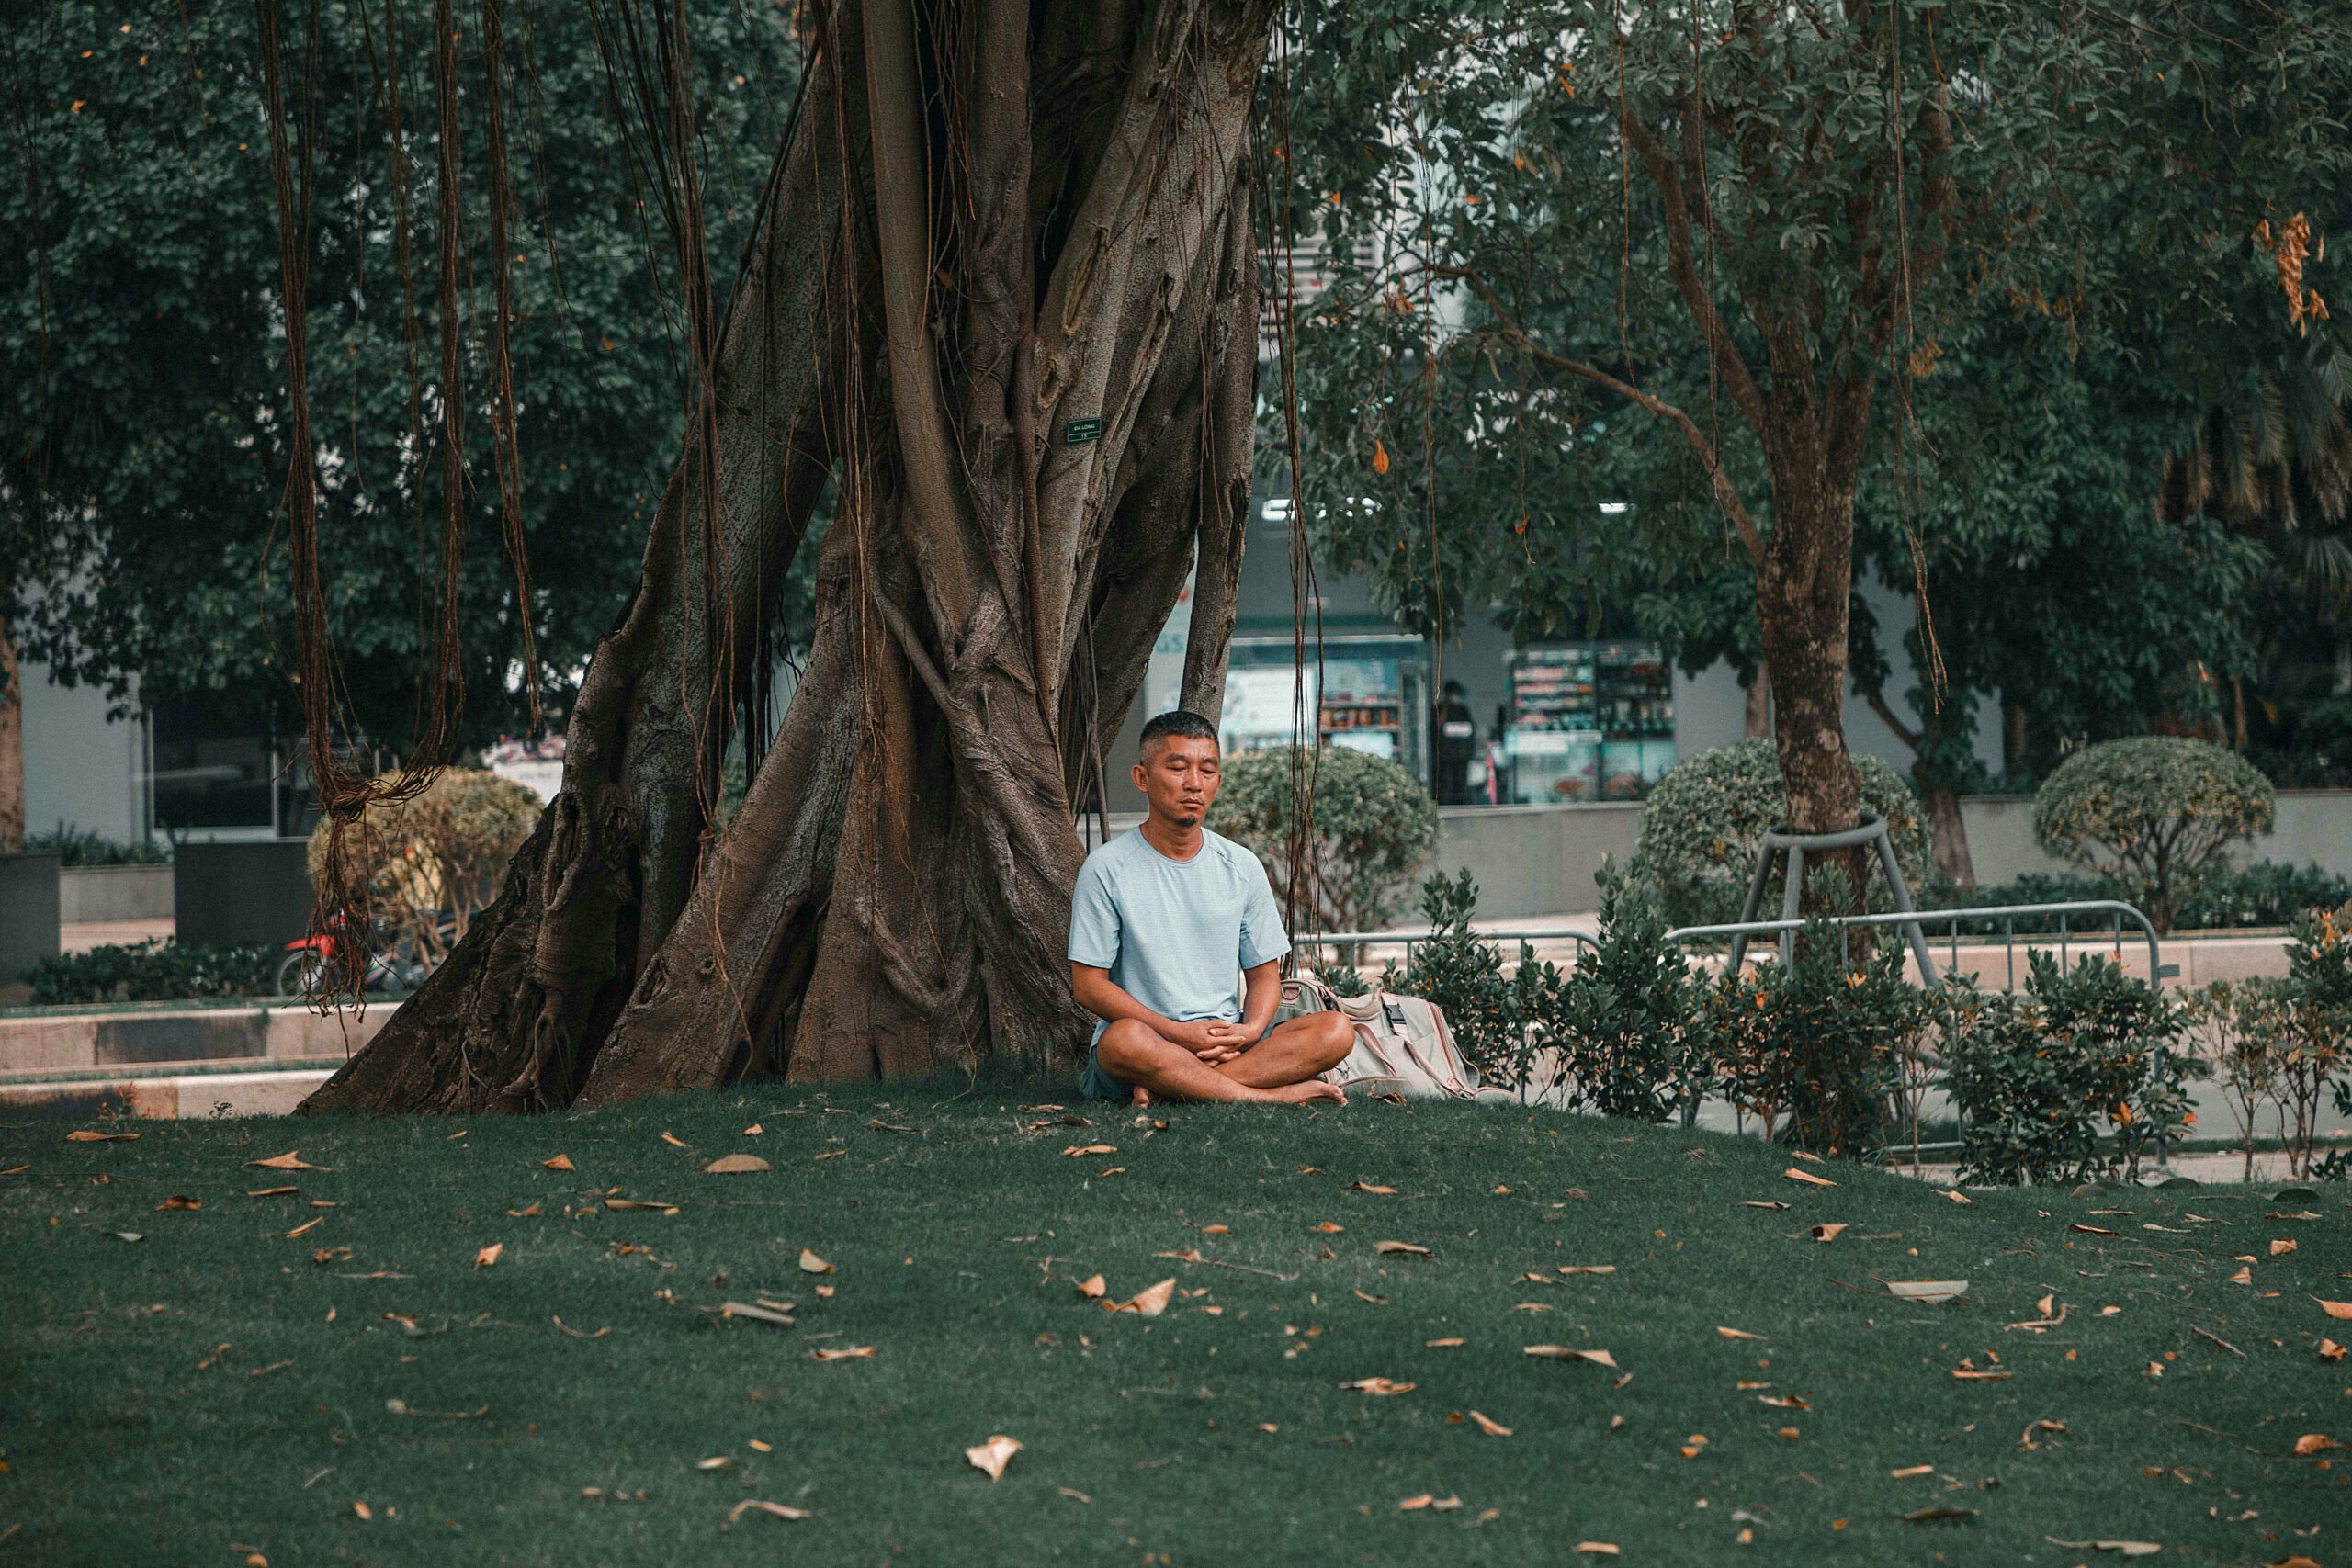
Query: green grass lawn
3 1083 2346 1567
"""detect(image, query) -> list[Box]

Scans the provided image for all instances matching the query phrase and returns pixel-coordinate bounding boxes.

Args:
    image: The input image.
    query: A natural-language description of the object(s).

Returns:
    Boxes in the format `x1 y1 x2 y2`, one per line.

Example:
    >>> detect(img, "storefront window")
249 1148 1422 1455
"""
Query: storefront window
1224 637 1430 782
1498 641 1674 803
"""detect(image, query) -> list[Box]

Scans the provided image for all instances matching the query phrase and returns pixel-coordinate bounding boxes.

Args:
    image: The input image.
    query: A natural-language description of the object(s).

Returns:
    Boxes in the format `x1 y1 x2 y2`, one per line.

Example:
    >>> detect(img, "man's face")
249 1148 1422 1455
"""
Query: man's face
1133 734 1221 828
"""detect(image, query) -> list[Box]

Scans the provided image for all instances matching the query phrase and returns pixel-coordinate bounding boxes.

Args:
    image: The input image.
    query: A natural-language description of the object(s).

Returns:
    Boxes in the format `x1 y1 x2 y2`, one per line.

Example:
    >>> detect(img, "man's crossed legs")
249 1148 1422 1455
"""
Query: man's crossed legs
1093 1010 1353 1107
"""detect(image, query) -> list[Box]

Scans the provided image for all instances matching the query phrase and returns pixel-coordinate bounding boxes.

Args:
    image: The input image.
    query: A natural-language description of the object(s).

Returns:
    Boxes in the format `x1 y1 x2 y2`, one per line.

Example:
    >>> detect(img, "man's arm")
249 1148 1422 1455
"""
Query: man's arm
1236 958 1282 1041
1070 964 1252 1061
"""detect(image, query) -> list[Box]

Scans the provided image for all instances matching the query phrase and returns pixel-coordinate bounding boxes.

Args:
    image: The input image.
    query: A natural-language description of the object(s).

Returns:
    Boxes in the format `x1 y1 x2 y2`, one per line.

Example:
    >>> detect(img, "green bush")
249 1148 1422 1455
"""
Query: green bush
1377 870 1541 1083
1208 744 1438 933
308 767 541 962
2031 737 2275 933
1944 953 2199 1185
2186 977 2299 1181
23 940 278 1005
24 825 171 866
1630 739 1930 929
1960 861 2352 932
1534 865 1704 1124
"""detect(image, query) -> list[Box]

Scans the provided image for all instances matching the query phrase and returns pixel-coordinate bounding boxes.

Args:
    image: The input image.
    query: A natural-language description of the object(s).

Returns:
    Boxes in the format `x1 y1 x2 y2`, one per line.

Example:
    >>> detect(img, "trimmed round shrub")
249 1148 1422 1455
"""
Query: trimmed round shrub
307 767 542 956
1207 743 1439 933
1630 738 1931 929
2032 737 2274 933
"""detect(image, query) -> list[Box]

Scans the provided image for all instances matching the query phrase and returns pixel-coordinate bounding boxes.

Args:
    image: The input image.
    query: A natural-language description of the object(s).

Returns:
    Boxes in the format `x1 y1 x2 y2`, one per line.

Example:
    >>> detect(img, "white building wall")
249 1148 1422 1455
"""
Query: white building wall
21 662 148 843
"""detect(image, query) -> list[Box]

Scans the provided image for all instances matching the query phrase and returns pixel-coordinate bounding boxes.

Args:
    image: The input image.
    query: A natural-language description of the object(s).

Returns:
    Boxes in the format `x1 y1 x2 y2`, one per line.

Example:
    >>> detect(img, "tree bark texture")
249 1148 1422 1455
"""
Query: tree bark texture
0 615 21 855
306 0 1270 1113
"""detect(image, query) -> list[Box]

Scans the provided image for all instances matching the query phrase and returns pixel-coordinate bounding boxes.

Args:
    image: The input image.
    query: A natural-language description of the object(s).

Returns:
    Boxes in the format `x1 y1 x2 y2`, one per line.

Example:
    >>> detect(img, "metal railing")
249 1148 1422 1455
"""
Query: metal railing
1668 898 2172 992
1301 899 2169 992
1295 926 1600 973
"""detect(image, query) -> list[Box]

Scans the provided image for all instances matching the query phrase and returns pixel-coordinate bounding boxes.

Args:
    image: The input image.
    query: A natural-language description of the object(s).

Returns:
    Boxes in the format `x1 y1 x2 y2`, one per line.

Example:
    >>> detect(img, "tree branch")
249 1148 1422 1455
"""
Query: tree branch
863 0 980 634
1443 266 1766 567
1614 88 1773 439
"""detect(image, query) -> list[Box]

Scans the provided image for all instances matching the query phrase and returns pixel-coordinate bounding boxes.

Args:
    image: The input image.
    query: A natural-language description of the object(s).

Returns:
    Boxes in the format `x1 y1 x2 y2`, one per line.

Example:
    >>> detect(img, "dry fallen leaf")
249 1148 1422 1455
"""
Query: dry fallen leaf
2291 1432 2343 1455
1341 1376 1415 1395
1945 1190 1973 1205
1076 1274 1107 1300
1741 1200 1792 1211
661 1133 687 1149
67 1130 139 1143
2069 1224 2117 1236
284 1217 324 1239
543 1154 576 1171
249 1151 325 1171
1758 1393 1809 1409
798 1249 834 1274
1716 1326 1764 1341
352 1501 373 1520
245 1186 298 1198
1887 1280 1968 1304
1425 1337 1464 1348
742 1123 763 1136
604 1198 679 1214
154 1195 201 1213
2231 1266 2255 1285
703 1154 771 1175
1200 1224 1229 1235
1901 1506 1978 1523
1809 1223 1847 1242
718 1302 794 1327
2319 1337 2346 1362
724 1500 812 1526
1060 1144 1116 1157
1574 1544 1620 1557
2314 1298 2352 1321
1468 1410 1511 1437
1351 1180 1397 1195
1373 1240 1430 1257
1353 1290 1387 1305
475 1243 503 1269
2019 1418 2067 1449
2271 1239 2299 1256
695 1456 733 1471
1555 1265 1616 1276
1891 1463 1933 1478
1104 1279 1176 1317
1524 1346 1617 1368
2045 1542 2162 1557
1315 1221 1345 1234
1783 1168 1837 1188
965 1435 1021 1482
812 1346 876 1363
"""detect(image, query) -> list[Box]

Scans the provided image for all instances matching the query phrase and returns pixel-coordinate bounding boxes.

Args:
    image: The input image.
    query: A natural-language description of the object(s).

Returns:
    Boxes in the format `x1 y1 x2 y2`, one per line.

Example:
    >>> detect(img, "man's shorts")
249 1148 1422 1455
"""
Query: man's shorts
1078 1021 1274 1103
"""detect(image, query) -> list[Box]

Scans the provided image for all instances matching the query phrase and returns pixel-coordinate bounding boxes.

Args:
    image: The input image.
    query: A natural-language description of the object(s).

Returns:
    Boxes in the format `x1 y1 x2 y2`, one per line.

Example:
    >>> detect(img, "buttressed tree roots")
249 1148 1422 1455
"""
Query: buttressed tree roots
303 0 1274 1114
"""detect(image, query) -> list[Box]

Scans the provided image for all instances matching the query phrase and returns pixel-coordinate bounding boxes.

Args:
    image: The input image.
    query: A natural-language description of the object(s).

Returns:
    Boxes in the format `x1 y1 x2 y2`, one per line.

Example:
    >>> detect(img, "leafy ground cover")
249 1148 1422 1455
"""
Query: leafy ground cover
2 1082 2347 1566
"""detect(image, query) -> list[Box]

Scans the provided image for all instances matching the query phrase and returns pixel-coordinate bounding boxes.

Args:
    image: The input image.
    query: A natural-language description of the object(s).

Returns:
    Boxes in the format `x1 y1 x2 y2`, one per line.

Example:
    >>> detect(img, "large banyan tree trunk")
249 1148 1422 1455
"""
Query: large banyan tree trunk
304 0 1271 1114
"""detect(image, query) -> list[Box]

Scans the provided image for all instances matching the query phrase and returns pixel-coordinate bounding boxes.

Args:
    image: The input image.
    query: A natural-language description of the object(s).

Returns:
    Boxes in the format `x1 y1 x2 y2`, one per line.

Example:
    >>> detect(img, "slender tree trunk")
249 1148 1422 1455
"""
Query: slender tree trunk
1754 479 1867 908
1922 780 1972 892
1741 669 1770 739
306 0 1274 1113
0 615 22 855
2003 698 2026 771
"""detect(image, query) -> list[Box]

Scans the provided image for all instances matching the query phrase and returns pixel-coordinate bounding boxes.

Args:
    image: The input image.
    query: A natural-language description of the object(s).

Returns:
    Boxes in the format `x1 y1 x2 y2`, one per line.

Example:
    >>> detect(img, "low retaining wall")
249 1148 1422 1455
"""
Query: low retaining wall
0 1001 390 1077
60 864 175 924
1960 789 2352 888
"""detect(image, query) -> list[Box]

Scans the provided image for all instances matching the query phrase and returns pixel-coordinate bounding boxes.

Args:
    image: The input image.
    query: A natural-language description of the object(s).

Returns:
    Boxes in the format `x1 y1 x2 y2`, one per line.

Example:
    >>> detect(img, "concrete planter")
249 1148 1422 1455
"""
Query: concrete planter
0 853 62 987
174 840 313 949
60 863 175 923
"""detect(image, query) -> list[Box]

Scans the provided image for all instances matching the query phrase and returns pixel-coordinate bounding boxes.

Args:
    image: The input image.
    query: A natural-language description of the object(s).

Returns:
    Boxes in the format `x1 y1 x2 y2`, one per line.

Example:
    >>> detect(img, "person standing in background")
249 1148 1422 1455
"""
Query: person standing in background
1432 679 1477 805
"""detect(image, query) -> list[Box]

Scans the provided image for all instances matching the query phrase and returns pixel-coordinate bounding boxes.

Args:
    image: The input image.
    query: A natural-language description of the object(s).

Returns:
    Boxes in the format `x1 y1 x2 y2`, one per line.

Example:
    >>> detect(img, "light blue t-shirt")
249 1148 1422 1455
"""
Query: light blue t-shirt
1067 828 1291 1044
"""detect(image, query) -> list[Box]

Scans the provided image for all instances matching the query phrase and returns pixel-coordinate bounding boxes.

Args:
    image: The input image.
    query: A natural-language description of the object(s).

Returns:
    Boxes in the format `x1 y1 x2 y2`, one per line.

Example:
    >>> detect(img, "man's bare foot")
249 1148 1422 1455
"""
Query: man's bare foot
1267 1079 1346 1107
1131 1085 1153 1110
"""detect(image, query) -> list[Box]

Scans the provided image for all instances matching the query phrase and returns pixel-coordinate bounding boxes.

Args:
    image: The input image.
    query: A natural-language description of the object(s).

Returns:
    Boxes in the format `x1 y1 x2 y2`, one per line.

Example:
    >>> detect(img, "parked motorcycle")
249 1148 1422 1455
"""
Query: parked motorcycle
275 911 457 999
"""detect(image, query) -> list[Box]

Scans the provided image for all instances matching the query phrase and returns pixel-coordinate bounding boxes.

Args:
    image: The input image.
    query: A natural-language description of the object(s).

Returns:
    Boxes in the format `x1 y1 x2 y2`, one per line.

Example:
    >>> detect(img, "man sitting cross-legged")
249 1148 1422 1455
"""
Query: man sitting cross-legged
1069 710 1353 1108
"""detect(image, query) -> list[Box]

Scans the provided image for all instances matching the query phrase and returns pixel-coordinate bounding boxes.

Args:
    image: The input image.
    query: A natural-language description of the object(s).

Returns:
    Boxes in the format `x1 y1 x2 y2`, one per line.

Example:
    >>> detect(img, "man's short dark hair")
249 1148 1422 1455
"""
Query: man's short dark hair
1139 709 1218 758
